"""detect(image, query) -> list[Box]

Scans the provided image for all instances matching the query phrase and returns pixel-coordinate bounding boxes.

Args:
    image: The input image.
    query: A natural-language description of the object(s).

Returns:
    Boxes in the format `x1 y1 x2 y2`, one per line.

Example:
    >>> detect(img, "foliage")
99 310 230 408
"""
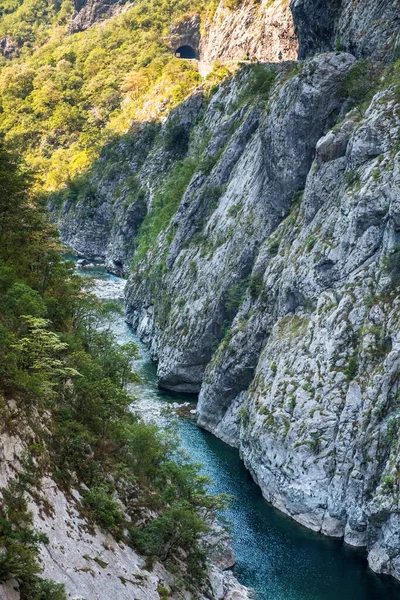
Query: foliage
384 246 400 285
224 0 242 10
81 486 124 535
0 143 225 591
132 157 197 264
340 60 381 112
131 503 207 563
0 477 67 599
224 279 247 318
249 273 263 299
0 0 208 190
164 123 190 158
344 356 358 380
235 63 277 108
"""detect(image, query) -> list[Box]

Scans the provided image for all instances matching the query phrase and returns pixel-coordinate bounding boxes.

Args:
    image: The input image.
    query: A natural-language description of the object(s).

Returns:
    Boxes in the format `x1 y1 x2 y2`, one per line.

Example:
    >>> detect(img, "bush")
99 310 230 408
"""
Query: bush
82 487 124 535
384 247 400 284
164 124 190 158
132 157 197 264
235 63 277 107
224 0 241 9
0 477 66 599
344 356 358 380
249 273 263 299
269 239 281 256
341 61 381 111
224 280 247 318
131 503 207 563
20 579 67 600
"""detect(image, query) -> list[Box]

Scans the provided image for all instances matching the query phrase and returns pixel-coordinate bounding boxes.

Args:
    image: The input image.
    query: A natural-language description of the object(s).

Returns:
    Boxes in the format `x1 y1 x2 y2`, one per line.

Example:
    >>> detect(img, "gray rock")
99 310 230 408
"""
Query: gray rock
51 4 400 582
70 0 132 33
291 0 400 62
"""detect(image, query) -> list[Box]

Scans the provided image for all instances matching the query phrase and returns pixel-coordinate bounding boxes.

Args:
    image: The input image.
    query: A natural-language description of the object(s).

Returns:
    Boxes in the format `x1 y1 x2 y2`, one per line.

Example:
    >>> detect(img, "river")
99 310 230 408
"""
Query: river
78 261 400 600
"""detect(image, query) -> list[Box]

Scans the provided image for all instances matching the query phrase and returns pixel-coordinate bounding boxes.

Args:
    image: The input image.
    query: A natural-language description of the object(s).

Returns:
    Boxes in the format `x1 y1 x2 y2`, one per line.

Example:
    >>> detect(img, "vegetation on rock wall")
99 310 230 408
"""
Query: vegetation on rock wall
0 144 226 595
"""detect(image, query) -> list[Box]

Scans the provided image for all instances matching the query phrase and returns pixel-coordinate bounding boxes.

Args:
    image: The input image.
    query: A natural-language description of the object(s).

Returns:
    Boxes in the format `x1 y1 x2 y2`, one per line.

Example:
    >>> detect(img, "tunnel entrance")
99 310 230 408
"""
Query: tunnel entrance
175 45 198 59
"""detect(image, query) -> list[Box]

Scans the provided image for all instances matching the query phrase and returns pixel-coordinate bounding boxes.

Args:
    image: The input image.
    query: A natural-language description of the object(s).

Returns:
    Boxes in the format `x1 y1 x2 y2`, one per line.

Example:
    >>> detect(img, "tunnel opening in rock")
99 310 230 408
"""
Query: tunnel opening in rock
175 45 198 59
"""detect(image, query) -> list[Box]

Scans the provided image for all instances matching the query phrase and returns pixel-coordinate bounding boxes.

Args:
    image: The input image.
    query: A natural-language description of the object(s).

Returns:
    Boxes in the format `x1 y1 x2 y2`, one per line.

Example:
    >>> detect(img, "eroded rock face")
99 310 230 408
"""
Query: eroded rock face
0 403 249 600
196 85 400 579
126 52 356 393
291 0 400 61
54 0 400 581
170 14 201 56
0 37 19 59
70 0 131 33
32 480 246 600
200 0 298 64
55 92 204 275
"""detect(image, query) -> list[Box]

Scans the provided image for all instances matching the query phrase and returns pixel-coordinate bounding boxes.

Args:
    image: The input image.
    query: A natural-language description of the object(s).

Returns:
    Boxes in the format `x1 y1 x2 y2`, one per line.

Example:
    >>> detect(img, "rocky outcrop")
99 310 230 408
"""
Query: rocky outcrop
0 37 19 59
55 92 204 274
126 52 356 392
291 0 400 61
31 479 247 600
69 0 132 33
0 397 249 600
196 84 400 580
169 14 201 55
200 0 297 64
290 0 341 58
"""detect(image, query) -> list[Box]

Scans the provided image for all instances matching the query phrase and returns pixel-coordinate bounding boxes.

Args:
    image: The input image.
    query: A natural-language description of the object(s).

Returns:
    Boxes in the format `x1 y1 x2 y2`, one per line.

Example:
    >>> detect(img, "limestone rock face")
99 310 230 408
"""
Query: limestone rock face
170 14 201 56
196 83 400 579
54 91 204 275
0 407 248 600
291 0 400 61
129 60 400 578
54 0 400 582
200 0 298 64
0 581 19 600
32 480 246 600
69 0 131 33
126 52 356 393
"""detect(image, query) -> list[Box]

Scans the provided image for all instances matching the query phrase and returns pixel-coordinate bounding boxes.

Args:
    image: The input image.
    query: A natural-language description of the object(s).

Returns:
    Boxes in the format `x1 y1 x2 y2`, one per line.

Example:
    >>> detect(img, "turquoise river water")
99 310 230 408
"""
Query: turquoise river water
79 262 400 600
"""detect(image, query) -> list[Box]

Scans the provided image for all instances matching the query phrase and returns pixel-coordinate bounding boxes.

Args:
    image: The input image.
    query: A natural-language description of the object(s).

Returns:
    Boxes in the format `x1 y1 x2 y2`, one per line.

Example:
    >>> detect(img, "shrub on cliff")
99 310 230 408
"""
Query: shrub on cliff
0 143 225 592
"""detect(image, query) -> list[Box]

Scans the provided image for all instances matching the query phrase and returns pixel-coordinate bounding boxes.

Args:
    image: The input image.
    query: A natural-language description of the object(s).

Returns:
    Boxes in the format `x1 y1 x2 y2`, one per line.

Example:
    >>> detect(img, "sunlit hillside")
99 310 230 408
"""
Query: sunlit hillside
0 0 223 190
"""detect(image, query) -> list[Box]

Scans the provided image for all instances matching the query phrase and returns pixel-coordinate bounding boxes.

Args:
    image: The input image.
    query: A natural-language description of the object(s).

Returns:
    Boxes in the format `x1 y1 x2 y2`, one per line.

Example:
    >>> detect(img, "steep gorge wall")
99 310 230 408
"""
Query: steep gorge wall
195 0 399 66
0 428 247 600
0 390 249 600
199 0 298 64
292 0 400 62
125 53 356 391
195 76 400 578
55 0 400 583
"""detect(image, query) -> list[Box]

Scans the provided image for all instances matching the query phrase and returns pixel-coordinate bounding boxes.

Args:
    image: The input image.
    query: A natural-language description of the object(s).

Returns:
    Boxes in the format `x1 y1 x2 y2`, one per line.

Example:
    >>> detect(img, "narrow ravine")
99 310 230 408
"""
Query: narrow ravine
80 261 400 600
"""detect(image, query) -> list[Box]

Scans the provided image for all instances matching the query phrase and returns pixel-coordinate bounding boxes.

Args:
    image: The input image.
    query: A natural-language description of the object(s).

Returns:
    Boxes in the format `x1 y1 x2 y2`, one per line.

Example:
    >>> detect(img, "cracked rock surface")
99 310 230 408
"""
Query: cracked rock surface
54 1 400 582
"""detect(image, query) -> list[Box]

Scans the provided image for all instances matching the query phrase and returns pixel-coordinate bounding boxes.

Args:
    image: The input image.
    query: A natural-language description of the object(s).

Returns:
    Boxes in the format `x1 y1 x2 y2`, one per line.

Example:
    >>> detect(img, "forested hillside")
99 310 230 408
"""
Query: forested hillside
0 0 220 190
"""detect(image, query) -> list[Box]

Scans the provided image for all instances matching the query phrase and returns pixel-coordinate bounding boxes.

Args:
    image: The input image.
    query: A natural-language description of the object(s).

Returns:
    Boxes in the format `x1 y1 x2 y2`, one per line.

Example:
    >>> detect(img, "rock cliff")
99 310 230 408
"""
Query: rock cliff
54 0 400 584
292 0 400 62
69 0 132 32
199 0 297 64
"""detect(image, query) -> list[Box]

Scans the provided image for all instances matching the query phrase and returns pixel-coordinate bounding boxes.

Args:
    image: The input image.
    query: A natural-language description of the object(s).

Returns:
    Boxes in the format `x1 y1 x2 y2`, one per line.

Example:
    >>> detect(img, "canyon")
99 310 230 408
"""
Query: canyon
53 0 400 590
